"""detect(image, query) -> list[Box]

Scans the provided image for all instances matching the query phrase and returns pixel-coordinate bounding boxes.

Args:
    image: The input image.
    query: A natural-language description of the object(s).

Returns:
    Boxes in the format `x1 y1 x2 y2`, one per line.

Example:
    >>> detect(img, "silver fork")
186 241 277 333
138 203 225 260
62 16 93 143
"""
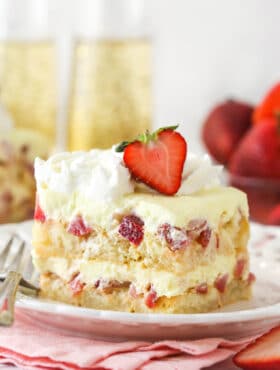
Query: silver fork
0 234 38 326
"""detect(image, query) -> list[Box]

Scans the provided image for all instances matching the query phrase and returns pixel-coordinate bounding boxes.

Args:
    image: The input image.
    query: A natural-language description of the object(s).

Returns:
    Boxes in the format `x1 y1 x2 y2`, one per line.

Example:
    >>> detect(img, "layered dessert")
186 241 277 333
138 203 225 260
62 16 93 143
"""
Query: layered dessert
32 127 254 313
0 127 49 223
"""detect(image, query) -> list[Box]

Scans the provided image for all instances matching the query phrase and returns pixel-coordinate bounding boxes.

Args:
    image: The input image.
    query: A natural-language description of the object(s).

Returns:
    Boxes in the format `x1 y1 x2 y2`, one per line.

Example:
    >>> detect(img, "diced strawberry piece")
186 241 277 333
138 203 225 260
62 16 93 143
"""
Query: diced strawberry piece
234 258 246 279
196 282 208 294
144 287 158 309
67 215 92 237
34 200 46 222
214 273 229 293
187 218 207 239
128 284 138 298
123 127 187 195
69 274 85 295
234 326 280 370
247 272 256 284
158 223 190 252
118 215 144 246
197 227 212 248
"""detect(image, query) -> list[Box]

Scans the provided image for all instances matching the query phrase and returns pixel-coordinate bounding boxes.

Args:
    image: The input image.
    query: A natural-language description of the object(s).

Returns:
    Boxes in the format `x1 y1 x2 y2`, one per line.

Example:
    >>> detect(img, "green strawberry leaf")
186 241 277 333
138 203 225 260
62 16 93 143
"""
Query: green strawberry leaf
115 125 180 152
115 141 130 152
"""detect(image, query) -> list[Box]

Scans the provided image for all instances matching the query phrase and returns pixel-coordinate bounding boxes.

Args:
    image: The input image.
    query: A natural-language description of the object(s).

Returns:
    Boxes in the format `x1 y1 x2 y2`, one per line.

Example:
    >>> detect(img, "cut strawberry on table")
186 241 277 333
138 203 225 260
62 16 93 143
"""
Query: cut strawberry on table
233 326 280 370
253 82 280 123
116 126 187 195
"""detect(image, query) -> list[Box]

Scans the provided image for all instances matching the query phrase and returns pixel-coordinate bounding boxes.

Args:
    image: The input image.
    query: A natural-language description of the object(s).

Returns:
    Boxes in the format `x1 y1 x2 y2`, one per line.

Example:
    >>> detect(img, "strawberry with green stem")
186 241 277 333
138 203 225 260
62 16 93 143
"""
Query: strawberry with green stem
116 126 187 195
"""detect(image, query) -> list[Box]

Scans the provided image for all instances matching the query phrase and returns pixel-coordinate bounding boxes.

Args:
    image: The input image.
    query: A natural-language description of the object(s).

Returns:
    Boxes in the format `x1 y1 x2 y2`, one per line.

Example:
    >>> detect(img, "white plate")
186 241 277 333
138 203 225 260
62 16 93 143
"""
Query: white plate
3 221 280 341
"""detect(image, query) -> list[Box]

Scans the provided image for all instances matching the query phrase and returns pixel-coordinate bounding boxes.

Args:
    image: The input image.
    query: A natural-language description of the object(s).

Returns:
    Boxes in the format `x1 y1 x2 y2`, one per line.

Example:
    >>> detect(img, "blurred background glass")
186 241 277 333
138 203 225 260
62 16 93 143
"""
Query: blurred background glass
67 0 152 150
0 0 56 149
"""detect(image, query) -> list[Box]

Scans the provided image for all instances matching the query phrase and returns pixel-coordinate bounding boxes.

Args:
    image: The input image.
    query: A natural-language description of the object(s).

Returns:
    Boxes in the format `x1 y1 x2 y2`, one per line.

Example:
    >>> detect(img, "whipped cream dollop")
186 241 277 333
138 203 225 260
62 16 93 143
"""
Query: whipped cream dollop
35 150 134 202
35 148 222 202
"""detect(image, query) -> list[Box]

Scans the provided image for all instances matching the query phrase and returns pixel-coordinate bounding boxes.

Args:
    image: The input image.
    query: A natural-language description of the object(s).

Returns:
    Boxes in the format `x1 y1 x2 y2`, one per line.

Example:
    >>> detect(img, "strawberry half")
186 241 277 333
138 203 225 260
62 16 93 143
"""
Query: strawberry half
116 126 187 195
233 326 280 370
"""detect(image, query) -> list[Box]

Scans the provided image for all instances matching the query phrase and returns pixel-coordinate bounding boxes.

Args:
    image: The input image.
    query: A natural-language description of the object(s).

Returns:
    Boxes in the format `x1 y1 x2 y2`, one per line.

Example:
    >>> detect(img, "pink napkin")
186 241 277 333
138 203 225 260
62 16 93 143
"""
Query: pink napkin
0 311 256 370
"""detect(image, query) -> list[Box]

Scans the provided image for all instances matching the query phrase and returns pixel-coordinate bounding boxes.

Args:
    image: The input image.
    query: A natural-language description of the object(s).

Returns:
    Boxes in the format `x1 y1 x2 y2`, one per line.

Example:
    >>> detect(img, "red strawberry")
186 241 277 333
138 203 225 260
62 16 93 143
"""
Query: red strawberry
267 204 280 225
234 258 246 279
158 223 190 252
34 199 46 223
197 227 212 248
145 287 158 308
196 282 208 294
116 126 187 195
229 116 280 178
118 215 144 246
67 215 92 237
202 99 253 165
214 273 228 293
234 326 280 370
253 82 280 123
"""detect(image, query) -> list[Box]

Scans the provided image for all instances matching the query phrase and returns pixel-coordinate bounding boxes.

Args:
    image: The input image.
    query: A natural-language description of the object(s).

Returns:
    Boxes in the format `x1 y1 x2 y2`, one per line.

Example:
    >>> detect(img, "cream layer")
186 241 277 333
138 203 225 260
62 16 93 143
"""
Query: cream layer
37 186 248 233
33 253 248 298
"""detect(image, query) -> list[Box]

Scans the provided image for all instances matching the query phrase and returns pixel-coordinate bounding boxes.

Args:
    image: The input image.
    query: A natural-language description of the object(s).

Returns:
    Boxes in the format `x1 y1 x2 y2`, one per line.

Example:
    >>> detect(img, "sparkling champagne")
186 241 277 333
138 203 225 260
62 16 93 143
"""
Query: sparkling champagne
0 41 56 144
68 39 152 150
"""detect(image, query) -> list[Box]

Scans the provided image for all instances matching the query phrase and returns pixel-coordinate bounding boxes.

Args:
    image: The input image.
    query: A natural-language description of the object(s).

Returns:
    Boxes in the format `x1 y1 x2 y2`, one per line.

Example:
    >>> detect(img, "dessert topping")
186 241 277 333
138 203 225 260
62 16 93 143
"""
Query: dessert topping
214 273 229 293
158 223 190 252
118 214 144 246
67 215 93 237
117 126 187 195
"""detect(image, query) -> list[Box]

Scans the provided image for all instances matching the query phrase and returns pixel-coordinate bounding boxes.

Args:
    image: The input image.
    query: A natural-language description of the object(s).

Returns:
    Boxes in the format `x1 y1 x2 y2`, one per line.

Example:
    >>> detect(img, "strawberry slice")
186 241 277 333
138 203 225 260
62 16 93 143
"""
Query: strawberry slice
234 326 280 370
253 82 280 123
116 126 187 195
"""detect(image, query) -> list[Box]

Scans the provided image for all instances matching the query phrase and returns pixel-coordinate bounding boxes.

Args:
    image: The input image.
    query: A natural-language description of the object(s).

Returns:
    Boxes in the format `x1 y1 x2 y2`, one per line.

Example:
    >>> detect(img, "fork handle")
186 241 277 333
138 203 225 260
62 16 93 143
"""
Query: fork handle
0 271 22 326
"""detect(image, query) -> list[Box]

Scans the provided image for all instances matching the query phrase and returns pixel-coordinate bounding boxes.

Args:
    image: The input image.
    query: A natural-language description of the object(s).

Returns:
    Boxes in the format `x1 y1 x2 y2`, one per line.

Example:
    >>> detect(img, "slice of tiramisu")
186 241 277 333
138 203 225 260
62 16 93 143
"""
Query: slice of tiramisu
32 126 254 313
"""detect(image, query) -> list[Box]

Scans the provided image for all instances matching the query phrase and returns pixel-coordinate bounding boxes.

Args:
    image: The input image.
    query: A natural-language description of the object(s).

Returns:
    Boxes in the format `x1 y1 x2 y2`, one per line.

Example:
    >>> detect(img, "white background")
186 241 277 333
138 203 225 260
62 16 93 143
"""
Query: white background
4 0 279 152
55 0 280 152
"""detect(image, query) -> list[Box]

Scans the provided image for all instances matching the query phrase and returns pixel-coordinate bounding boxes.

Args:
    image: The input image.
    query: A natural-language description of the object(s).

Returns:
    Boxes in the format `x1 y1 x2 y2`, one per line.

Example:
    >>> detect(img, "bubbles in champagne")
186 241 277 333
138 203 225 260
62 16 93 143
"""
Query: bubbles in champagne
68 39 152 150
0 41 56 145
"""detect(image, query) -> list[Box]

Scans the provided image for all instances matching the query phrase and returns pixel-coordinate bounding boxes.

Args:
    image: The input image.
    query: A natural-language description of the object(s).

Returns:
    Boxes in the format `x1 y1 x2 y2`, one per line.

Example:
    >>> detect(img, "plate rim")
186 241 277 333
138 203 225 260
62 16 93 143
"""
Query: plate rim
16 293 280 325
